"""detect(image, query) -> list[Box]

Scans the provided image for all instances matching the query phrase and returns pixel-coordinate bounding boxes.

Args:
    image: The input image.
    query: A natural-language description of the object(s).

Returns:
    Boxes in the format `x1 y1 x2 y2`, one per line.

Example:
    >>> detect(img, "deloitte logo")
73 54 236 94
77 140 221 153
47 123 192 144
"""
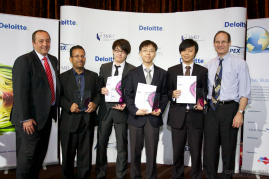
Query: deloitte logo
95 56 114 62
139 25 163 31
61 19 77 25
0 22 27 30
180 58 205 64
225 21 246 27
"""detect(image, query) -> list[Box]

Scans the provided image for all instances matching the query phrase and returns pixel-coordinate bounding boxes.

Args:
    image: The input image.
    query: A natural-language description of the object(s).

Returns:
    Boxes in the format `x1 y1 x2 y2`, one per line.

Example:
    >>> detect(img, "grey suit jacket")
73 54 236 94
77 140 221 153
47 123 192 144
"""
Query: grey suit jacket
98 61 135 123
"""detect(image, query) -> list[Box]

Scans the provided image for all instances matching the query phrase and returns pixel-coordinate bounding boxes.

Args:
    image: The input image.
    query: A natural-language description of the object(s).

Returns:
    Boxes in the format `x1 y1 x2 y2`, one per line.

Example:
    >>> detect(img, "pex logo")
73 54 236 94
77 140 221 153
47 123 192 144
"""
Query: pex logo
61 19 77 25
0 22 27 30
225 21 246 27
180 58 205 64
229 46 245 55
258 157 269 165
60 43 76 51
139 25 163 31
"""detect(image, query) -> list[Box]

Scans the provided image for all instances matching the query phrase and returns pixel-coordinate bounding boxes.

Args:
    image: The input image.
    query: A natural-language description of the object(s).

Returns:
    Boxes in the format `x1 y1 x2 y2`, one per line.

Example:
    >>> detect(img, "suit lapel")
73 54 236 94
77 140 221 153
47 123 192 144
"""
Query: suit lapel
106 62 113 78
151 65 160 85
192 63 200 76
122 62 130 79
84 70 91 90
137 65 147 84
69 69 79 90
32 51 50 87
178 63 184 76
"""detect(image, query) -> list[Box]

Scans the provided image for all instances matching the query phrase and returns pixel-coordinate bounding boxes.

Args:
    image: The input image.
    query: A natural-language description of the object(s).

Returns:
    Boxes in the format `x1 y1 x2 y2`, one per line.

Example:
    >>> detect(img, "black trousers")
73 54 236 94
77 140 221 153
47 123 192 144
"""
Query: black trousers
15 117 52 179
129 119 159 179
203 102 239 179
95 110 128 179
61 117 94 179
171 112 203 179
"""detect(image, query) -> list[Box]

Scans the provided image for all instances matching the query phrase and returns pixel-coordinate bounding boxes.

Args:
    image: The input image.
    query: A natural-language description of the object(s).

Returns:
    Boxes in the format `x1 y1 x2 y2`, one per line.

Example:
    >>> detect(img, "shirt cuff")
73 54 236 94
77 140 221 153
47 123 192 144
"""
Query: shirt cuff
20 119 31 123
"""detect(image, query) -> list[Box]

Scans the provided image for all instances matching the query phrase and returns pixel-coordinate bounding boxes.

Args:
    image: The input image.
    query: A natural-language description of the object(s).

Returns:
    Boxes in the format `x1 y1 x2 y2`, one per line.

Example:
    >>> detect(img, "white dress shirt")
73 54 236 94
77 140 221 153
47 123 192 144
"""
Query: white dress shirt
112 61 125 77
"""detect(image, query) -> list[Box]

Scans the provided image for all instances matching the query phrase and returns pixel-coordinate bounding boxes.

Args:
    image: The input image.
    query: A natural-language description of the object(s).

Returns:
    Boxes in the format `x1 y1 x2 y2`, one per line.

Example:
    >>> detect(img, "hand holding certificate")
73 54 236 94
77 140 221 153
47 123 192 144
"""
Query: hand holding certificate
176 76 197 104
105 76 123 102
134 83 159 114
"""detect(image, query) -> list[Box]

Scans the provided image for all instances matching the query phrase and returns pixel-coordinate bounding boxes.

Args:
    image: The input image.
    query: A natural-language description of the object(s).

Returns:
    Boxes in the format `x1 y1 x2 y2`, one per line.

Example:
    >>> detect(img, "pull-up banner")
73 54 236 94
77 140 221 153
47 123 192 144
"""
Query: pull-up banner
243 18 269 176
0 13 59 169
60 6 246 173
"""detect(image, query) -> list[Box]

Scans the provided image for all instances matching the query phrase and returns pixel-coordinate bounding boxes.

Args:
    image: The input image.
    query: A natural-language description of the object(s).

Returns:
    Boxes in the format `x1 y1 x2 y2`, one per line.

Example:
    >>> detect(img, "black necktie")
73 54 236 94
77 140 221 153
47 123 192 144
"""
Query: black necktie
114 65 121 76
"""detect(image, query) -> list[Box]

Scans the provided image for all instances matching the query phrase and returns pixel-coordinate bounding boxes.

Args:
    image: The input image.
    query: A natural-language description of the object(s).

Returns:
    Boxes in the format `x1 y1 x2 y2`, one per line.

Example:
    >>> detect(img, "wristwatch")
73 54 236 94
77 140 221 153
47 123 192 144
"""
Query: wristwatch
238 110 244 114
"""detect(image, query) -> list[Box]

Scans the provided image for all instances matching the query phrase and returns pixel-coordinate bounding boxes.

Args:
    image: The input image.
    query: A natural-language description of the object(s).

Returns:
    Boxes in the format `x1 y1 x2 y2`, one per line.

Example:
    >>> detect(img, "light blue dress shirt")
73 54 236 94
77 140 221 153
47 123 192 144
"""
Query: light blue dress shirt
205 52 251 103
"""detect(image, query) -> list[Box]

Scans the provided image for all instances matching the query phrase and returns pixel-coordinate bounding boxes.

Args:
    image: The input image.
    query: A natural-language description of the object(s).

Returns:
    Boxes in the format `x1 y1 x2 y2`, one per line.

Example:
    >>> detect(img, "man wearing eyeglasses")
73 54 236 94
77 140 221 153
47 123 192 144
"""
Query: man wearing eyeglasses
203 31 251 179
95 39 135 179
59 45 101 179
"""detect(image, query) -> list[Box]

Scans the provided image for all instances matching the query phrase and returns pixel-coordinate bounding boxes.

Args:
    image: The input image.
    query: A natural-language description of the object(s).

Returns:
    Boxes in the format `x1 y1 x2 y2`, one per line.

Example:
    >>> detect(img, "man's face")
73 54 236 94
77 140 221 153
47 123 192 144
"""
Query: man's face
69 49 86 70
32 32 51 56
180 46 196 65
113 46 127 64
139 44 156 64
214 33 231 57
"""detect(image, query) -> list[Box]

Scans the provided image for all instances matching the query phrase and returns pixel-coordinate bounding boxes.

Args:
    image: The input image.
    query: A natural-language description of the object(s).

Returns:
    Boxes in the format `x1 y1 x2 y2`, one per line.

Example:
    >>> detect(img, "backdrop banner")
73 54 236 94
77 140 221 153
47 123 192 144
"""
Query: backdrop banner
60 6 246 173
243 18 269 176
0 13 59 169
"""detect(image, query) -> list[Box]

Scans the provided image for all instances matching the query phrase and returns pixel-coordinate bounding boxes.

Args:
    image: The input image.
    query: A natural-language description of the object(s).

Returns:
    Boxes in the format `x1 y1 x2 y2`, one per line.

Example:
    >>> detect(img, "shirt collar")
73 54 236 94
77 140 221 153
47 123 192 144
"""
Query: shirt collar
142 63 154 71
113 61 125 69
217 52 231 61
182 62 194 70
72 68 84 76
34 49 48 61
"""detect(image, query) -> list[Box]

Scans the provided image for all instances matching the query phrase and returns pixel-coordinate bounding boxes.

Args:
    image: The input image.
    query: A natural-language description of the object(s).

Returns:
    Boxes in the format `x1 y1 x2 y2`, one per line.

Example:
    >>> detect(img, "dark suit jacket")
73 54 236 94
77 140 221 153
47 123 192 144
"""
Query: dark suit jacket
125 65 169 128
11 50 60 130
59 69 101 133
98 62 135 123
167 63 208 129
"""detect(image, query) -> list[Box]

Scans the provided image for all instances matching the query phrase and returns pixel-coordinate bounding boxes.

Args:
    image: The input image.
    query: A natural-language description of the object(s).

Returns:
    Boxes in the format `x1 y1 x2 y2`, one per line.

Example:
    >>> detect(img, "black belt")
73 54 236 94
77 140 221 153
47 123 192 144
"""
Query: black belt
208 100 237 106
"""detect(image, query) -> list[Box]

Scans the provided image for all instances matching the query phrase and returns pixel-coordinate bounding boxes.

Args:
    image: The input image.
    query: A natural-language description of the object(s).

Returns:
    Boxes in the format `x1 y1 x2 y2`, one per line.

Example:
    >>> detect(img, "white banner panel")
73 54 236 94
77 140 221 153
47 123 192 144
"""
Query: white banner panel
0 13 59 169
243 18 269 175
60 6 246 173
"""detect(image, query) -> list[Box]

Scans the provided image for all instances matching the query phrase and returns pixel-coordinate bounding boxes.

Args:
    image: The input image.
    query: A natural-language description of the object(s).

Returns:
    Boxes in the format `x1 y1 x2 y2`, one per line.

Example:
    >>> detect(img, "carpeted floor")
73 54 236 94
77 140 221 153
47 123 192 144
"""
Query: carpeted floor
0 163 267 179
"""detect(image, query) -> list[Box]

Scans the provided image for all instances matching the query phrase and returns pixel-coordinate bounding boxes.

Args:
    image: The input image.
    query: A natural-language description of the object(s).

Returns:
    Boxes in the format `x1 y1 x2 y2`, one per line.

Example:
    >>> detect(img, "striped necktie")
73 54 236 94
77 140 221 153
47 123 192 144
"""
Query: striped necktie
43 57 55 105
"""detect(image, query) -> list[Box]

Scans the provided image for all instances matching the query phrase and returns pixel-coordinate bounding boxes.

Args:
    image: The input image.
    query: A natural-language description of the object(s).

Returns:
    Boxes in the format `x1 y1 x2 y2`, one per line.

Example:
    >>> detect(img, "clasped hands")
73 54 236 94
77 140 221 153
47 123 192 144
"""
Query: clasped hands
136 109 161 116
70 102 97 113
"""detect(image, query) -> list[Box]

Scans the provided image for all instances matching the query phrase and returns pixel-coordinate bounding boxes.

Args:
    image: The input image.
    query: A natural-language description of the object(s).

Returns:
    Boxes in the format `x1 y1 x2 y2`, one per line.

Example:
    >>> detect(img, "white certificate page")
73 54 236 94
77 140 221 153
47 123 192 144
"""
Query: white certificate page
176 76 196 104
135 83 157 113
105 76 122 102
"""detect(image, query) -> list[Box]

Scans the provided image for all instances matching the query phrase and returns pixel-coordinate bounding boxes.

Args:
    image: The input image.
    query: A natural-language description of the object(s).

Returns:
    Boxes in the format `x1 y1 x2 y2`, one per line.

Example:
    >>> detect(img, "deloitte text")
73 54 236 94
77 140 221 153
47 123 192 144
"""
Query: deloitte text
180 58 205 64
0 23 27 30
225 21 246 27
61 20 77 25
95 56 114 62
139 25 163 31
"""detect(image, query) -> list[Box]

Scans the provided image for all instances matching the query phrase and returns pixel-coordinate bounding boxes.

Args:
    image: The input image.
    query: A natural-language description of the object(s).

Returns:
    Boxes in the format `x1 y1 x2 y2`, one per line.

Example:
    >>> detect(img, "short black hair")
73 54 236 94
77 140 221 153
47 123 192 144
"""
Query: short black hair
179 39 198 54
139 40 158 51
32 30 50 42
70 45 85 57
112 39 131 55
214 30 231 43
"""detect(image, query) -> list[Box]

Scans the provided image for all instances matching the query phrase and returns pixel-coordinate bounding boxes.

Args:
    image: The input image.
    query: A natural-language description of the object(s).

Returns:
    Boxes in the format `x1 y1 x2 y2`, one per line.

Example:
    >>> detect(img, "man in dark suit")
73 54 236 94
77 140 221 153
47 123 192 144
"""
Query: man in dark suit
59 45 101 179
95 39 135 179
125 40 168 179
11 30 60 179
167 39 208 179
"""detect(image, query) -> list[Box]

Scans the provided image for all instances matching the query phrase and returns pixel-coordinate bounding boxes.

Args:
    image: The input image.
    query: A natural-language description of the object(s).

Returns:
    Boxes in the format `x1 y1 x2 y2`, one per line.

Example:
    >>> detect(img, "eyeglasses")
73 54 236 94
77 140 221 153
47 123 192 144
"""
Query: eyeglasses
214 41 228 45
72 55 86 59
114 49 126 55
